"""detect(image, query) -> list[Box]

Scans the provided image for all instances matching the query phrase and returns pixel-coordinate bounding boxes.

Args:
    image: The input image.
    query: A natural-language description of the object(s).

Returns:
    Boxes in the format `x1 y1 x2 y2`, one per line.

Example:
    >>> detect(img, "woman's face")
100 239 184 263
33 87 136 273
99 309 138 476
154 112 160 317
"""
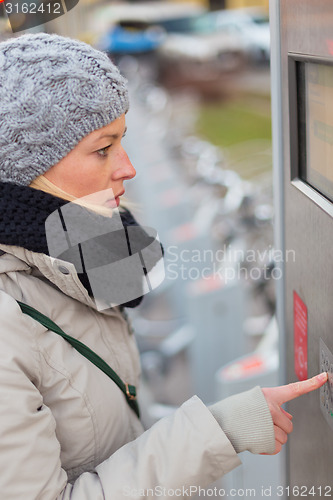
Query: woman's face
44 114 135 207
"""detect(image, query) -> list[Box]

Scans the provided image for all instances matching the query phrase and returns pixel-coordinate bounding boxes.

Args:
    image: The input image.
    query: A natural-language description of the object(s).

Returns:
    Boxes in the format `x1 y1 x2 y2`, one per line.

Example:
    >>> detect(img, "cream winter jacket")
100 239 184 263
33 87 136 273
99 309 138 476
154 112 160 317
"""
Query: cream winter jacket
0 244 241 499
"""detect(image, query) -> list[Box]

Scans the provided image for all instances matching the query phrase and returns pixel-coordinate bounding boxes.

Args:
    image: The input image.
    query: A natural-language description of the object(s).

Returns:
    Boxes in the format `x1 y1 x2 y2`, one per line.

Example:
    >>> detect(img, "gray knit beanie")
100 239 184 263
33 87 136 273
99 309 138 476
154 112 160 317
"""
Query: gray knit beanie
0 33 129 186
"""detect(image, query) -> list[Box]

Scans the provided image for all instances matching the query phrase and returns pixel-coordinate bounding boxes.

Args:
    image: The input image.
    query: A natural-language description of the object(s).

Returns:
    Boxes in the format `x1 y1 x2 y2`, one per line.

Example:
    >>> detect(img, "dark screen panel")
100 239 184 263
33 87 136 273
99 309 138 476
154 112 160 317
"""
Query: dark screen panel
298 61 333 203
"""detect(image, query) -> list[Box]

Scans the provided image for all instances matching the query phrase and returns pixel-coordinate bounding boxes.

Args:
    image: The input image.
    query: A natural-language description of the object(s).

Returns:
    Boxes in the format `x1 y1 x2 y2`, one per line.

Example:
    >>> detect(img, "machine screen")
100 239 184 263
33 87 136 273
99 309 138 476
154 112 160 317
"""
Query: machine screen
299 62 333 202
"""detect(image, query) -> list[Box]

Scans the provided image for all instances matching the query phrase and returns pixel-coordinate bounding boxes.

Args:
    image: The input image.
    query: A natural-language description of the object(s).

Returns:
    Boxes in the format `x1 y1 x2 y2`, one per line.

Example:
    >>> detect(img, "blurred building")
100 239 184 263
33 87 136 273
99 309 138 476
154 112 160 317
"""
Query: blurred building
225 0 268 9
171 0 269 12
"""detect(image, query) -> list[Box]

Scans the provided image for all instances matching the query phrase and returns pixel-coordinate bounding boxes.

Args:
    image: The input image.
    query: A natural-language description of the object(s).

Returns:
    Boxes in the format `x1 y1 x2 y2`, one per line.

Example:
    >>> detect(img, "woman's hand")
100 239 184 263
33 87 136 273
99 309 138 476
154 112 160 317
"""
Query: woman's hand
261 372 328 454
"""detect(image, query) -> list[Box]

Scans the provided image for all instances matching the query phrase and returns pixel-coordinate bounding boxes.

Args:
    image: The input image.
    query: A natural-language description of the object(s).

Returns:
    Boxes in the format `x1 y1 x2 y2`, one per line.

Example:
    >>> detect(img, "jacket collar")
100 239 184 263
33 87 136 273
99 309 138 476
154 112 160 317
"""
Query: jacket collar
0 244 119 315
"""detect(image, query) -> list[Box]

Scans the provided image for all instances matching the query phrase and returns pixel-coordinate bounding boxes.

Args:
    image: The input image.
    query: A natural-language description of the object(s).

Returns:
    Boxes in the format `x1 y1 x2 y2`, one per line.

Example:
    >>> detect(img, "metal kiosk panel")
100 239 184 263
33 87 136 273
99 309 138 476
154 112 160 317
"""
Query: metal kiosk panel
279 0 333 494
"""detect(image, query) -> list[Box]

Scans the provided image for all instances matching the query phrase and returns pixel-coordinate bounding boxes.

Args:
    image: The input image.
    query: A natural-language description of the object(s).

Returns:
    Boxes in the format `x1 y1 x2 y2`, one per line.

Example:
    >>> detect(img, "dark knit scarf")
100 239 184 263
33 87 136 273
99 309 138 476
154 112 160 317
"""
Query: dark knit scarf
0 182 162 308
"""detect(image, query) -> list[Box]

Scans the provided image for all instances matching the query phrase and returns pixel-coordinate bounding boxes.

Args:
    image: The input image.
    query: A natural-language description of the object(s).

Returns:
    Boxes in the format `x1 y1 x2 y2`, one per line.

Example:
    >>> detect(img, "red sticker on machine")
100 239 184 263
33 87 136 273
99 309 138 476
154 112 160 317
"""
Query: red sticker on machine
294 291 308 381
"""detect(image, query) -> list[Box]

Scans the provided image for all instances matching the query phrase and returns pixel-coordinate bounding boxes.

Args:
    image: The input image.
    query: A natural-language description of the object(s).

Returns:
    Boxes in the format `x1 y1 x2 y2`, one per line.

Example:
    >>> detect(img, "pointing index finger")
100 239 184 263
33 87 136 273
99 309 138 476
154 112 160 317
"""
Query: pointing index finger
273 373 328 405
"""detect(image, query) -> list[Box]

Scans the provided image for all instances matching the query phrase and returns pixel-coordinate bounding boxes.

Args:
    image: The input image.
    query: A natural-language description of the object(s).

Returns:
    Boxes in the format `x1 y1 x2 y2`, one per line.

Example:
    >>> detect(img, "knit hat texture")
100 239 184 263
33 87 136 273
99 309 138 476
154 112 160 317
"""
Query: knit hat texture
0 33 129 186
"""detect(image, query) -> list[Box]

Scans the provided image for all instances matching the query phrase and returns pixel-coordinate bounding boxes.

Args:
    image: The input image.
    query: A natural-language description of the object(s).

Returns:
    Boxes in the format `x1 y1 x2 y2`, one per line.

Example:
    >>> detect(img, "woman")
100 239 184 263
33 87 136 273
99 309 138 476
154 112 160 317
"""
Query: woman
0 32 327 499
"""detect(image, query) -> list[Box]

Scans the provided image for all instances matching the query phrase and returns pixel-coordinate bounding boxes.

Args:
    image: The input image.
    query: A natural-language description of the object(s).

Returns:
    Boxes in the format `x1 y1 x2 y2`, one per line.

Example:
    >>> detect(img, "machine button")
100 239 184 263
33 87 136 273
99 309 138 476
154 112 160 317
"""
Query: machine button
320 339 333 428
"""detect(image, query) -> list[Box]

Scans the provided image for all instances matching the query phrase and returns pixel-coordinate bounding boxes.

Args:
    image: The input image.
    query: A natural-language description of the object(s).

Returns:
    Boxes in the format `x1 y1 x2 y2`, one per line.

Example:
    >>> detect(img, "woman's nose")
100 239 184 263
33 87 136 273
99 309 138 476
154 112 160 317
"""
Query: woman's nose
112 148 136 181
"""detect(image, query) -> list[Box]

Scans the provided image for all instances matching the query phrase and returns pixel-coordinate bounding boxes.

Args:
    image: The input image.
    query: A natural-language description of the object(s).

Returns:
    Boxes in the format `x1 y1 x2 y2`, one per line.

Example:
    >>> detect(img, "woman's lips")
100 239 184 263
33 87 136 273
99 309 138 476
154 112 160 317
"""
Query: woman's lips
104 191 124 208
104 198 119 208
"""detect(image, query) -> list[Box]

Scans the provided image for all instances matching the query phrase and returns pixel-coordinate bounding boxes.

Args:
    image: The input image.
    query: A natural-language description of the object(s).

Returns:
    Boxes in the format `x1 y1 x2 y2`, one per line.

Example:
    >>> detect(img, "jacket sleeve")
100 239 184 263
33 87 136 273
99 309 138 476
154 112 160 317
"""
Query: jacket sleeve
60 398 242 499
0 294 241 500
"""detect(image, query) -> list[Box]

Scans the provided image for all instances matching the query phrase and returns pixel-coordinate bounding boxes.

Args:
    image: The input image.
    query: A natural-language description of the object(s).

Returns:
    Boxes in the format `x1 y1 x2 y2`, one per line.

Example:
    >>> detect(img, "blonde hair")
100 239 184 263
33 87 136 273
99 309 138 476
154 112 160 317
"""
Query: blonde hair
29 175 137 216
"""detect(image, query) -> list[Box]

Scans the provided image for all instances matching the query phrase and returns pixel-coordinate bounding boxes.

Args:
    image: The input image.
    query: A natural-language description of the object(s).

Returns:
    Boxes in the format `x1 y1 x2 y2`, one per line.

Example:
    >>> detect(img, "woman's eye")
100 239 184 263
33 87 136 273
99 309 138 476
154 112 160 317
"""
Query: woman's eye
96 145 111 157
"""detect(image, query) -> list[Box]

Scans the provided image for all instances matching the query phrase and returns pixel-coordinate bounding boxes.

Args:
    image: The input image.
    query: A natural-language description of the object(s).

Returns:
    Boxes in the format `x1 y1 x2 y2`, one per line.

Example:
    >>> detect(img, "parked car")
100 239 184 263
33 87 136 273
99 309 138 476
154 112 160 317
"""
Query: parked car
97 20 165 55
213 8 270 63
156 12 247 87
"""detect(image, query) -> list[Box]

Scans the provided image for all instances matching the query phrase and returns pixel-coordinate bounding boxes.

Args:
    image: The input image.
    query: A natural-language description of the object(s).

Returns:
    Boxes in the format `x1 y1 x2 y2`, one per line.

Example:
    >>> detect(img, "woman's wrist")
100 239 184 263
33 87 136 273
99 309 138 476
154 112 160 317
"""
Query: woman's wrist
208 386 275 454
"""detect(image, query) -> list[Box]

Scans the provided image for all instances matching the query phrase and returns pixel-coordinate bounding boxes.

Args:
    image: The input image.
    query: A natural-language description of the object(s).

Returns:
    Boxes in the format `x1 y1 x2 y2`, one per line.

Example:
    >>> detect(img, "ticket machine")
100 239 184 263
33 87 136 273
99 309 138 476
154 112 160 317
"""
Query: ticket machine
271 0 333 494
